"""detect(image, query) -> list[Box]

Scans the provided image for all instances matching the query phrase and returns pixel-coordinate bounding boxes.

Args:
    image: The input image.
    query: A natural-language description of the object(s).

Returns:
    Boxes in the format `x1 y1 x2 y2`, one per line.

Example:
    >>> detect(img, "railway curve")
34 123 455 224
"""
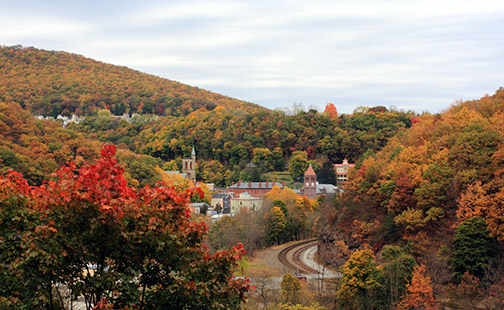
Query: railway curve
277 239 320 275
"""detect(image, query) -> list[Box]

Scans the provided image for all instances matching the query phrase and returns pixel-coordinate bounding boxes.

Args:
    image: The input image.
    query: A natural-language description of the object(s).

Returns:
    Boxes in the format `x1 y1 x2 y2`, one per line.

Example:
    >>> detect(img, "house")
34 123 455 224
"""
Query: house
211 193 231 214
189 202 210 215
335 159 355 184
229 192 263 215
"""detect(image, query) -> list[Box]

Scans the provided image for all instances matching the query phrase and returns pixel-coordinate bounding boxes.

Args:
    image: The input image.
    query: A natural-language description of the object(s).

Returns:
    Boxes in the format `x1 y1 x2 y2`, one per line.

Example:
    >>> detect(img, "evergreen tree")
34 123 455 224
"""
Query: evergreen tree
451 217 501 279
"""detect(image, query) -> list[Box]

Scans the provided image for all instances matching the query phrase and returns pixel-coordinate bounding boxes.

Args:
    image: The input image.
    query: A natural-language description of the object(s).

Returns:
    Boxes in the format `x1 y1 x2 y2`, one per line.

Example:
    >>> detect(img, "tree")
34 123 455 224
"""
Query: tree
336 248 380 308
396 265 438 310
289 151 309 180
451 217 501 279
280 273 302 305
264 206 286 245
208 215 242 251
446 271 483 309
379 245 417 308
323 103 338 120
0 144 251 309
252 148 274 172
317 160 336 185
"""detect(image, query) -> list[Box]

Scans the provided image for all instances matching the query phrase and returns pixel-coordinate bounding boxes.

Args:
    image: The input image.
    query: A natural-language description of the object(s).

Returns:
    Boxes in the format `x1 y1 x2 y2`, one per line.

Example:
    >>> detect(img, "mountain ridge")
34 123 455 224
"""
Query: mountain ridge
0 45 264 117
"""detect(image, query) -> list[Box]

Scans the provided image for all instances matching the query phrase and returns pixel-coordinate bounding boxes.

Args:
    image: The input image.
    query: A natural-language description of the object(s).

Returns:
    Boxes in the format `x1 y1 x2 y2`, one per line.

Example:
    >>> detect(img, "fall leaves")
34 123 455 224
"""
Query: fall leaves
0 144 251 309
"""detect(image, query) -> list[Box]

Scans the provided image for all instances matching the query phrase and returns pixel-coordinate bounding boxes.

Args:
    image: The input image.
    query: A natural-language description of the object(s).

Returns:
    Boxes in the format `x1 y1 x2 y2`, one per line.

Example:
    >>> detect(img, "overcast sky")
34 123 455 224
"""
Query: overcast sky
2 0 504 114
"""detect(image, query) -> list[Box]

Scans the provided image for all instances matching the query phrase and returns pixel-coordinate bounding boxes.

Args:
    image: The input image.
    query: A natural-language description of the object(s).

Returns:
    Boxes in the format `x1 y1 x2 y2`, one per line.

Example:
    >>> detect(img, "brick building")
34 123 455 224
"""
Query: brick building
227 181 285 198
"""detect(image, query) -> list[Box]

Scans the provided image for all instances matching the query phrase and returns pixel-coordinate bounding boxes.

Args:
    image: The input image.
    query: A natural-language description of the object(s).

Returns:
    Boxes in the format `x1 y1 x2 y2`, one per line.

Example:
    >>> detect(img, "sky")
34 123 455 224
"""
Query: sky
1 0 504 114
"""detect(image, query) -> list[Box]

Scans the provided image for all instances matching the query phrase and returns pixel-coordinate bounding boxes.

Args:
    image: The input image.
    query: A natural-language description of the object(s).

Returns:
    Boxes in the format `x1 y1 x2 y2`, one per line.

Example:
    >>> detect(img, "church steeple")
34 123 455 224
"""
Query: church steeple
182 146 196 183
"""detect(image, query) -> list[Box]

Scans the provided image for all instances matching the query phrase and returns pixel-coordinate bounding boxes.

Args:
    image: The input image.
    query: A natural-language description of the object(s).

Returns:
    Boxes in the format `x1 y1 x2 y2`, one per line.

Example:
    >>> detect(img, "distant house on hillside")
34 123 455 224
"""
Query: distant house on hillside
335 159 355 184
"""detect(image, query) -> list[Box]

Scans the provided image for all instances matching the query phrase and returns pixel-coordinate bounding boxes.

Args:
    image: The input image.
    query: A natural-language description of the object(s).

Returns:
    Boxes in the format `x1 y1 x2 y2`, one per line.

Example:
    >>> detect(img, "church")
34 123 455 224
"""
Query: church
182 146 196 183
300 164 339 199
165 146 197 183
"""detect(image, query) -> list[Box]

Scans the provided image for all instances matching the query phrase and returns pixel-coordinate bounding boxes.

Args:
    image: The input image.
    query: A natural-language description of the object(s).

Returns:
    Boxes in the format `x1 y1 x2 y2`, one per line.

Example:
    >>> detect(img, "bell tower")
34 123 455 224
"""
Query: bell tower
182 146 196 183
303 164 317 199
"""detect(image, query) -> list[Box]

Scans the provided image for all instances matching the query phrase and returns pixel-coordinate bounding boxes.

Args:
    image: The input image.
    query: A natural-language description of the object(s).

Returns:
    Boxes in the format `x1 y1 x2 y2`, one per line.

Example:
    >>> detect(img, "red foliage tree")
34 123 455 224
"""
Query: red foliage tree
0 144 251 310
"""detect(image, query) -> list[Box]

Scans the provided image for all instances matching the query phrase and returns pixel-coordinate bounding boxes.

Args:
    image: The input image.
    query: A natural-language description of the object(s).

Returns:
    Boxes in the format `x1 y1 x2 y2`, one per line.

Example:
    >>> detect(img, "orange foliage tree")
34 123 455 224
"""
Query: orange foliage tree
397 265 438 310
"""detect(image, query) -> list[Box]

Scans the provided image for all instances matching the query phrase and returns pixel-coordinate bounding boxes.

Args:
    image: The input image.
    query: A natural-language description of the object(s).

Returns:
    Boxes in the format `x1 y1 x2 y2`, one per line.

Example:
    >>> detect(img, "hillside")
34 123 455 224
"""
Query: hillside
319 88 504 265
0 45 262 117
0 45 419 189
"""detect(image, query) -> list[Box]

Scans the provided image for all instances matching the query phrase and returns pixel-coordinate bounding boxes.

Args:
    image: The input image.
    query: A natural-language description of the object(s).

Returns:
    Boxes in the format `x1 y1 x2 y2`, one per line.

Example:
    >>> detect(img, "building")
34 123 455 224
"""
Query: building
229 192 263 215
211 193 231 214
315 184 340 196
227 181 285 198
299 164 341 199
335 159 355 184
189 202 210 215
302 164 317 199
164 147 197 183
182 146 197 183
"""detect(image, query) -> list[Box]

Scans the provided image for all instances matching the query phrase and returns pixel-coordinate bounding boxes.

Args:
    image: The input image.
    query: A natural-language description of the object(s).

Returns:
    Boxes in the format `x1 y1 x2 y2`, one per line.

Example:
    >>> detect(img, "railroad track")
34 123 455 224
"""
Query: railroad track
277 239 320 275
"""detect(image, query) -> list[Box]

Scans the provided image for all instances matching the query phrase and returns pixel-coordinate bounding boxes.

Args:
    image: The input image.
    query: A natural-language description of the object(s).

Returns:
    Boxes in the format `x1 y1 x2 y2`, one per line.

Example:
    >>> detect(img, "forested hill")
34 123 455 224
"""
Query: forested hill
319 88 504 268
0 44 420 188
0 45 261 117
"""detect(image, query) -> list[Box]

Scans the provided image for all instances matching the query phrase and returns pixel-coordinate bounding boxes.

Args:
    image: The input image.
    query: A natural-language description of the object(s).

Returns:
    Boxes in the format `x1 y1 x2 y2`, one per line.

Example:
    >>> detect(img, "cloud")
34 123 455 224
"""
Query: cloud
1 0 504 114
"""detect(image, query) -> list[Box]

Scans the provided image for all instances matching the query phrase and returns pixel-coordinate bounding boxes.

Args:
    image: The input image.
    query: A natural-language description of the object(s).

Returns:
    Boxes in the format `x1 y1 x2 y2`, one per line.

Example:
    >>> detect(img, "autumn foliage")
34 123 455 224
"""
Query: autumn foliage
0 144 251 309
320 88 504 262
397 265 438 310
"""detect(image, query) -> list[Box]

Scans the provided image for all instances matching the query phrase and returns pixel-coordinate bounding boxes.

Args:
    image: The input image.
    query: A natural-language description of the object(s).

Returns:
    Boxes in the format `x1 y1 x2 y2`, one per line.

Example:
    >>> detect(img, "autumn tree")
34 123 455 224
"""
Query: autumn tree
289 151 309 180
208 215 242 251
0 144 251 309
280 273 303 305
264 206 287 245
396 265 438 310
446 271 483 309
323 103 338 120
336 248 380 309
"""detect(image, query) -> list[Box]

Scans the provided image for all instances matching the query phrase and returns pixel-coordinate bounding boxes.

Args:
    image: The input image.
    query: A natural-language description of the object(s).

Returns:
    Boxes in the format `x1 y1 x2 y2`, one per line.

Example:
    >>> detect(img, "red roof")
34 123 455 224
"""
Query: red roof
305 164 316 176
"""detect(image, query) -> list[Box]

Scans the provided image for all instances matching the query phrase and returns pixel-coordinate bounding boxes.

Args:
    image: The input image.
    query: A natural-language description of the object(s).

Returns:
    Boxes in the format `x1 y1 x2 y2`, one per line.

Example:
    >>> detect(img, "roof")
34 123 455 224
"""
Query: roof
211 193 230 199
228 181 284 190
304 164 316 176
335 159 356 168
316 184 340 195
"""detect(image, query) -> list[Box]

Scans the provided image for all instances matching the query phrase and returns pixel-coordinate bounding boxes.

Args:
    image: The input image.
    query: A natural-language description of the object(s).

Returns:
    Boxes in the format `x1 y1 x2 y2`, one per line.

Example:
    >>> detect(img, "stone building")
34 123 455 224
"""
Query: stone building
182 146 196 183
